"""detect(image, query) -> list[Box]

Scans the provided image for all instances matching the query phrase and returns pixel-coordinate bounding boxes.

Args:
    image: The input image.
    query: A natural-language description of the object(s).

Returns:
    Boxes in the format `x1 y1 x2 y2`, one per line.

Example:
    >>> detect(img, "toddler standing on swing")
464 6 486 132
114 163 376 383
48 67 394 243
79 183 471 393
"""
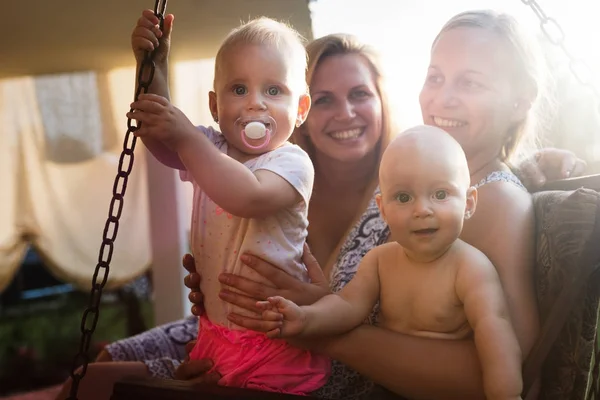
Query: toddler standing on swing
128 10 329 394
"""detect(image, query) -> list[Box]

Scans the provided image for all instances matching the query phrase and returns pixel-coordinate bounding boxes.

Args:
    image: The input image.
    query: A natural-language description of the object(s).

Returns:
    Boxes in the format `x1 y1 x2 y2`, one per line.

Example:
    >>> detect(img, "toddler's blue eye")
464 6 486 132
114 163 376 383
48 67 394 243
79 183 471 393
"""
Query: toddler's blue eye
267 86 280 96
434 190 447 200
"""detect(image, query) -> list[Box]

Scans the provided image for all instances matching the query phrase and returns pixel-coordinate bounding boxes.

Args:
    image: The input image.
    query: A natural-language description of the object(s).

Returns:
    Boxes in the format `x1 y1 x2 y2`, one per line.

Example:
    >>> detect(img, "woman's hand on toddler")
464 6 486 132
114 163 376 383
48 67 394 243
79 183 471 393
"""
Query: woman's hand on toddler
182 253 204 316
218 244 330 331
180 253 219 384
256 296 307 339
127 93 197 151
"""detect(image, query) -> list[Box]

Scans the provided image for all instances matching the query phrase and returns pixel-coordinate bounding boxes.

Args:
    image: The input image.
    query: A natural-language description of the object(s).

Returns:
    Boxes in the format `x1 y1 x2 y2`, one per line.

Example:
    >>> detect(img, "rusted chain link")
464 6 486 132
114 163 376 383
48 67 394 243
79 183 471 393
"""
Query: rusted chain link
66 1 168 398
521 0 600 112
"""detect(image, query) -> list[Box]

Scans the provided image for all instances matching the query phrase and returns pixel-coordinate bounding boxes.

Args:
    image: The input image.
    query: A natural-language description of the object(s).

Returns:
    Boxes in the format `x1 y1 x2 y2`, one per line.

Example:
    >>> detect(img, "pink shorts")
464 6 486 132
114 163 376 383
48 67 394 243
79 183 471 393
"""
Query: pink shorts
189 315 330 395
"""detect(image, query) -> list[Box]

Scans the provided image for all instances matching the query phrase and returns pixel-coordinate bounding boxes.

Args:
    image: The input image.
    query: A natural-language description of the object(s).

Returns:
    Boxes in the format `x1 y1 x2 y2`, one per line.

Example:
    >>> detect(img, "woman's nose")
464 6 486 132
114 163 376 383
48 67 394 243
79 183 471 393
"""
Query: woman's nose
334 100 356 121
435 84 460 108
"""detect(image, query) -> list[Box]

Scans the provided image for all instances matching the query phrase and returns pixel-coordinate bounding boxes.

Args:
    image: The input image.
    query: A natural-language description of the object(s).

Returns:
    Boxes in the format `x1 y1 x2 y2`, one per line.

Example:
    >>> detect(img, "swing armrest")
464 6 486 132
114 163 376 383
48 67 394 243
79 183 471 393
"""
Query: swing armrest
536 173 600 192
522 187 600 398
111 376 322 400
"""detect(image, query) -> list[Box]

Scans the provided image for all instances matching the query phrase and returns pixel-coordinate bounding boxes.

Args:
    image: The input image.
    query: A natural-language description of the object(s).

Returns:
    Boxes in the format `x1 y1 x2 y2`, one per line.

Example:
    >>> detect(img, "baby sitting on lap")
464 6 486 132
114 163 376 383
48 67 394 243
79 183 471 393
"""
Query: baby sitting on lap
257 125 523 400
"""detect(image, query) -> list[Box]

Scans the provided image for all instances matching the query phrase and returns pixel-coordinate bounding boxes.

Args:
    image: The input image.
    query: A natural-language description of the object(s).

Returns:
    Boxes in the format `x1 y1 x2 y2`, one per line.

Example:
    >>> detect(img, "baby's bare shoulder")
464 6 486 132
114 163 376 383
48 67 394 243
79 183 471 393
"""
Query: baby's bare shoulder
454 239 497 275
374 242 403 260
368 242 405 273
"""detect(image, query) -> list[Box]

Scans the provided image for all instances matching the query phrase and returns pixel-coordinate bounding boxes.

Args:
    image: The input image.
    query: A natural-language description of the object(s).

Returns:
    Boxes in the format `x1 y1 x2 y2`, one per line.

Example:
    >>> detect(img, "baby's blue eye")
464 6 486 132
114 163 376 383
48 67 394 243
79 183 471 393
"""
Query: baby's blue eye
396 193 411 203
233 86 247 95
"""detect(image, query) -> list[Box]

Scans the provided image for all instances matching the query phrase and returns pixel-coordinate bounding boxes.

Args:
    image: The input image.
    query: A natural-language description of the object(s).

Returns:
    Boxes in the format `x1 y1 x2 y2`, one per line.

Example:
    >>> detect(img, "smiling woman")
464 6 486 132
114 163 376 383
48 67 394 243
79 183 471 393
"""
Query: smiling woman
303 53 383 164
309 0 600 170
419 11 547 167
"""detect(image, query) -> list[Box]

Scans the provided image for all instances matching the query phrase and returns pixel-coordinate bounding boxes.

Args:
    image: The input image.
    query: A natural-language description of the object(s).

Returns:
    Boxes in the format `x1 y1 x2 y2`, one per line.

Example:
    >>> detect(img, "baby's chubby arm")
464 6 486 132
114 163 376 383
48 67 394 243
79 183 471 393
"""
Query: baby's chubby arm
257 247 382 338
179 139 304 219
128 93 304 218
131 10 184 170
456 246 523 400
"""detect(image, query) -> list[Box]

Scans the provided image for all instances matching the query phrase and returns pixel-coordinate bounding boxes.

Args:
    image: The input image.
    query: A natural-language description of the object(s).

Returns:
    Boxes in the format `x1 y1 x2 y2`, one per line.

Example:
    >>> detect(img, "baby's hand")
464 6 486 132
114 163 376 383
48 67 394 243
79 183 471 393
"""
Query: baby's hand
127 93 196 151
131 9 174 63
256 296 307 338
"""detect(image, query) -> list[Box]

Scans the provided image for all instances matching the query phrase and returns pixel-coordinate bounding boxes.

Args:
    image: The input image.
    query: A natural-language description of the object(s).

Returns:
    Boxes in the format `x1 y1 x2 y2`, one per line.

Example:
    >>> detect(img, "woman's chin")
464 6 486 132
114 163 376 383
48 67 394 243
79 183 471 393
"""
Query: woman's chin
327 147 377 165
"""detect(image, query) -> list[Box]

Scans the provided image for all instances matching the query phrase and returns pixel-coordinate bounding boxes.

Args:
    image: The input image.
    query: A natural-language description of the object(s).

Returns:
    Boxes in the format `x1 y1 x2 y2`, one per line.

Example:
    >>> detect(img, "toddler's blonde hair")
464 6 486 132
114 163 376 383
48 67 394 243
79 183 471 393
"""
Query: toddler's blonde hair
214 17 308 93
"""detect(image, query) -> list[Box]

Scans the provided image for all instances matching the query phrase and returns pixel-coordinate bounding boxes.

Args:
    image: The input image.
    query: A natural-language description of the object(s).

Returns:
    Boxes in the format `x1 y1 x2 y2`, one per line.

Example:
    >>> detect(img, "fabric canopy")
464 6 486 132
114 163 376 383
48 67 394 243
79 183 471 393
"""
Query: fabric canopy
0 59 216 293
0 70 152 291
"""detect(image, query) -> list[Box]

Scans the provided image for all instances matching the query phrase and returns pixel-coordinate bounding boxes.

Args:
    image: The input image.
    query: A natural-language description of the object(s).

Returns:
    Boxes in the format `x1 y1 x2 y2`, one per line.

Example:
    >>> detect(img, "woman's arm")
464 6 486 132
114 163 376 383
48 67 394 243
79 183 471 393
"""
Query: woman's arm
461 182 540 359
320 325 486 399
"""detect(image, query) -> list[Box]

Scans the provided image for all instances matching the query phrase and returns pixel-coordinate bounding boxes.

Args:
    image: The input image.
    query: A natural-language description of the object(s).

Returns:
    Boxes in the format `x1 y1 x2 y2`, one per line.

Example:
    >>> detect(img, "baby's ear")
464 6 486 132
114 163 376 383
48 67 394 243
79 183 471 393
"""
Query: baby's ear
464 186 477 220
375 193 386 222
208 91 218 122
296 93 311 126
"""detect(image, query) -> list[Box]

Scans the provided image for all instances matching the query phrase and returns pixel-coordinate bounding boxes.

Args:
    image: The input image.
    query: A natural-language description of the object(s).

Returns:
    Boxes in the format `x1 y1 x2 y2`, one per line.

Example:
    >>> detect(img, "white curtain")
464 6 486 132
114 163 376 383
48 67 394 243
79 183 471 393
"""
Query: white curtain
0 58 218 293
0 70 152 292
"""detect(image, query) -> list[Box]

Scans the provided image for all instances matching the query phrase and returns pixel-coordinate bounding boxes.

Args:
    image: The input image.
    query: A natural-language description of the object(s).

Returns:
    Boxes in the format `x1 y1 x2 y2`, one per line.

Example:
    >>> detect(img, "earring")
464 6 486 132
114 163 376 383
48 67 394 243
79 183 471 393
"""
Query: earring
465 211 471 219
295 117 303 128
213 115 219 123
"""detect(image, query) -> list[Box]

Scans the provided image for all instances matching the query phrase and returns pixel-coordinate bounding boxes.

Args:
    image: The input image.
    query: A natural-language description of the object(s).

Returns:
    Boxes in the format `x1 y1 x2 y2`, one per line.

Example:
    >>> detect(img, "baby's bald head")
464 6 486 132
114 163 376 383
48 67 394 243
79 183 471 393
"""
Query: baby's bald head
376 125 477 260
380 125 471 195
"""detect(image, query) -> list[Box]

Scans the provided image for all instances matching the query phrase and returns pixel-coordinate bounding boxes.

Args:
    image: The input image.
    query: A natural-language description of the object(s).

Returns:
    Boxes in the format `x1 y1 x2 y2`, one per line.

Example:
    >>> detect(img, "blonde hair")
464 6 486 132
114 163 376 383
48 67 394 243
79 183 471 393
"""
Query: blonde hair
292 33 396 178
434 10 553 162
214 17 308 92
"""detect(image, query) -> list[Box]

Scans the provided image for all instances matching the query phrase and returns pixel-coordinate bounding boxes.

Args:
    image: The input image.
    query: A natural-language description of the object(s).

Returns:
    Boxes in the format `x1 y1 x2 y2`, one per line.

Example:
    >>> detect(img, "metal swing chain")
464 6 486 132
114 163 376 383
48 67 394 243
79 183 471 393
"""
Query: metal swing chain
520 0 600 114
66 1 168 398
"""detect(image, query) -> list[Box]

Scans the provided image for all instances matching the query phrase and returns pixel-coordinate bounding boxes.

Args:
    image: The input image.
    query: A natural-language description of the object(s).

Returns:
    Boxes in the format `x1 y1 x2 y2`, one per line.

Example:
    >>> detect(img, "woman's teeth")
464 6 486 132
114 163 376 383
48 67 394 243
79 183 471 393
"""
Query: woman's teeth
433 116 466 128
330 128 363 140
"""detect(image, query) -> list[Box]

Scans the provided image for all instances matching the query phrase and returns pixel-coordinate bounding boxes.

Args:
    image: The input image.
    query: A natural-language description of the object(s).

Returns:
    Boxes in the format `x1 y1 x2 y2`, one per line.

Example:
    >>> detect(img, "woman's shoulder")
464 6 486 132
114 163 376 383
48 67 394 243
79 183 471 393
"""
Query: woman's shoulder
473 167 532 214
474 170 527 192
471 181 533 239
477 176 533 212
463 174 534 252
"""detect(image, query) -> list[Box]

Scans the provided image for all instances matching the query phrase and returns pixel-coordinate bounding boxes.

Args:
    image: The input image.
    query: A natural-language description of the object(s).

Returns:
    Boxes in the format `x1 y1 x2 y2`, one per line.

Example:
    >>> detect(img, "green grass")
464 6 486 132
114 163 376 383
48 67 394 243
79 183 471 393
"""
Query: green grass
0 291 153 395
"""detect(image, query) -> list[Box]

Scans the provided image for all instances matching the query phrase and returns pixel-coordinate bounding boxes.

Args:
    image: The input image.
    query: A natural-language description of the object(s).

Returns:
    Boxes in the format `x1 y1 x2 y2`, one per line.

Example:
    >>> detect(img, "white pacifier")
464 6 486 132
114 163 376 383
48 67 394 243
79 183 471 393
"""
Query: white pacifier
237 116 276 150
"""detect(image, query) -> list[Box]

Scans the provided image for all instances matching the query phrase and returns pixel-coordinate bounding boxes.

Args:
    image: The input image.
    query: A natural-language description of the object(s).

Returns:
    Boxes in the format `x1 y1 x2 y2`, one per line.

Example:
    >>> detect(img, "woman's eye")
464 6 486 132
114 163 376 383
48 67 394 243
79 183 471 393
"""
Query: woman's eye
350 90 369 99
461 79 483 90
396 193 411 203
426 74 443 85
313 96 331 105
233 85 247 95
267 86 281 96
434 190 448 200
